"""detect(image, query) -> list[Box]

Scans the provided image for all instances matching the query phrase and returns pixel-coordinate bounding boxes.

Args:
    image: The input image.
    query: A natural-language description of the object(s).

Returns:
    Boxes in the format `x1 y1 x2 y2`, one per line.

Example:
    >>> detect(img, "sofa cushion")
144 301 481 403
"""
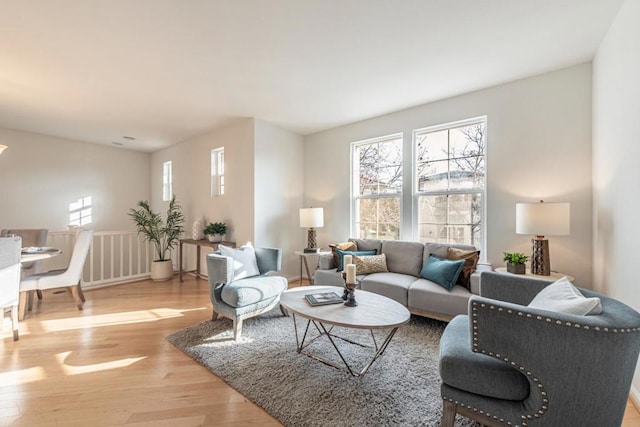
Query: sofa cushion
439 315 530 401
420 255 464 291
329 241 357 268
528 276 602 315
408 278 471 318
221 275 288 308
350 238 382 254
380 240 425 277
424 242 476 264
360 272 416 306
219 244 260 280
336 249 377 271
353 254 388 275
447 247 480 290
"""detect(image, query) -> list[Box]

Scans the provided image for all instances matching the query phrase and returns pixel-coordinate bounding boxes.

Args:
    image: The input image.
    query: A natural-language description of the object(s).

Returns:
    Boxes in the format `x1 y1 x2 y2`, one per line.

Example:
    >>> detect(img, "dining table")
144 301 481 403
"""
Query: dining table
20 247 62 263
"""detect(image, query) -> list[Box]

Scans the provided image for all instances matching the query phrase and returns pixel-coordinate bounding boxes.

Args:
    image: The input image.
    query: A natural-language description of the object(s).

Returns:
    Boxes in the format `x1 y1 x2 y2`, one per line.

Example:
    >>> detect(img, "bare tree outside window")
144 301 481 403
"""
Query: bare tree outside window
353 135 402 240
415 119 486 248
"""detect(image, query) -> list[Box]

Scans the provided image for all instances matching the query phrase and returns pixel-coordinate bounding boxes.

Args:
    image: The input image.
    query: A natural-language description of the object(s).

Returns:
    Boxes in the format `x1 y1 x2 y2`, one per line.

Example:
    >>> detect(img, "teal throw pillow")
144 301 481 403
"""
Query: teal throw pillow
336 248 377 271
420 255 465 291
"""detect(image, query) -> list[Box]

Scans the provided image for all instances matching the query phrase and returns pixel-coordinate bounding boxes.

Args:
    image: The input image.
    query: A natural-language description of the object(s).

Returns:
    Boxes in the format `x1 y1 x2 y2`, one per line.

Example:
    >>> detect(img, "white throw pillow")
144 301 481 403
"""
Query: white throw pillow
528 276 602 315
219 243 260 280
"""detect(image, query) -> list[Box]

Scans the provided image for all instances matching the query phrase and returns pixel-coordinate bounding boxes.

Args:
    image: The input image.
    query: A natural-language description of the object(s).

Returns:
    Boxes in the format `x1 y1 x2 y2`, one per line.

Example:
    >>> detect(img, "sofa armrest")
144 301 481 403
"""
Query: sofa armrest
470 262 492 295
318 254 335 270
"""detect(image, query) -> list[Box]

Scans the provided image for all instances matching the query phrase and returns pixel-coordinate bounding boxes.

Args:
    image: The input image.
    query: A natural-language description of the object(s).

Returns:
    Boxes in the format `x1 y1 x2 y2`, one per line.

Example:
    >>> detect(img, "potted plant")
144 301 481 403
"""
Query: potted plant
204 222 227 242
129 196 184 281
503 252 529 274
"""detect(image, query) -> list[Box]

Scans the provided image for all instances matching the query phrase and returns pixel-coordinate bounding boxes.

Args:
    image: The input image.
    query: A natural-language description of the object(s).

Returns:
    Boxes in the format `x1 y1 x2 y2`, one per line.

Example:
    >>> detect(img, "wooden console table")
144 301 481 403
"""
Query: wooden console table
178 239 235 282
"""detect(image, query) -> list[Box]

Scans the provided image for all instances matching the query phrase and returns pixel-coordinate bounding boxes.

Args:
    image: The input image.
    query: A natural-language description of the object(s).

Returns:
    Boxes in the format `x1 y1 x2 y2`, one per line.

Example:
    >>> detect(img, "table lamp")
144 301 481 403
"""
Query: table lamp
516 200 570 276
299 207 324 253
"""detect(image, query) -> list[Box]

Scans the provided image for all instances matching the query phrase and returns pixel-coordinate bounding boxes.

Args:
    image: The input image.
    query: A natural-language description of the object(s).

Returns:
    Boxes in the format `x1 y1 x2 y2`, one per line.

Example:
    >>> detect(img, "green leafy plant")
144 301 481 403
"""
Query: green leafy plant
129 195 184 261
503 252 529 265
204 222 227 236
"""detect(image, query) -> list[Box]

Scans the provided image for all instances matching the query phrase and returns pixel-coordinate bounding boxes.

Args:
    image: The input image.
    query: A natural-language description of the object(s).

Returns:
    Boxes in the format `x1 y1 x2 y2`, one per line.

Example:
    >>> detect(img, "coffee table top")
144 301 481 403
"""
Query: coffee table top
280 285 410 329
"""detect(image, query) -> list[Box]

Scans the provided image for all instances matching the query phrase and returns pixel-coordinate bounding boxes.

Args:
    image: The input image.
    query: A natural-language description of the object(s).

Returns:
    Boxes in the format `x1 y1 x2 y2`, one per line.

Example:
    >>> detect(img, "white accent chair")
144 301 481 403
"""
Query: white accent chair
19 229 93 320
0 237 22 340
1 228 48 305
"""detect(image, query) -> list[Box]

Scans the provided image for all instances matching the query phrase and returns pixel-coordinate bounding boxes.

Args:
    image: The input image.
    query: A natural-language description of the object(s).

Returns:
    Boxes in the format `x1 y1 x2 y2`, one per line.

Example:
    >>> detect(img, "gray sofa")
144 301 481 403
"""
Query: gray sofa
314 238 491 321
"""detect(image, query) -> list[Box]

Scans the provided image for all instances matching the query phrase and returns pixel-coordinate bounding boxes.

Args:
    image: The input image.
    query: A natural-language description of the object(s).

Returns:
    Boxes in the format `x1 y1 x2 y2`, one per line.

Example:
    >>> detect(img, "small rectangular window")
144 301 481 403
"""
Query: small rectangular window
162 161 172 201
211 148 225 197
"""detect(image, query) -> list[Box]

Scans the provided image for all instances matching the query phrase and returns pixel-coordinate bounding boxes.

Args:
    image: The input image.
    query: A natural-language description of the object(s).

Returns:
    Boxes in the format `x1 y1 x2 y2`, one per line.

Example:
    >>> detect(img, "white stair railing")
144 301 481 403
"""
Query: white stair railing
45 230 177 290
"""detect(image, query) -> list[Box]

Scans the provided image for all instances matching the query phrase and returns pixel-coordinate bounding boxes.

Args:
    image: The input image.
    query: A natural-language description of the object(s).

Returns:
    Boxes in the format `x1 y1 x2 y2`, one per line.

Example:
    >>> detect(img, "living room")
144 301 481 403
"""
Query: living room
1 0 639 425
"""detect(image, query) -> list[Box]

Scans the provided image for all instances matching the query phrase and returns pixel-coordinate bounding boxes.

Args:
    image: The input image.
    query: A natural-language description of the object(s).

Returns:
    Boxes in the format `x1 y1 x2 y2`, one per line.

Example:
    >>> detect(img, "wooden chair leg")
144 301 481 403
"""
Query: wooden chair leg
69 286 84 310
77 282 86 302
441 400 456 427
27 290 34 311
211 310 219 321
280 304 289 317
11 305 19 341
233 318 243 341
18 292 28 321
36 290 43 300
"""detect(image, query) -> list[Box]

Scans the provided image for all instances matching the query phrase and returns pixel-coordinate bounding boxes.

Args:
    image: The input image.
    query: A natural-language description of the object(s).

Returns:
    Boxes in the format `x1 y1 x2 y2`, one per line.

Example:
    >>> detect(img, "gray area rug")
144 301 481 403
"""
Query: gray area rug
167 309 479 427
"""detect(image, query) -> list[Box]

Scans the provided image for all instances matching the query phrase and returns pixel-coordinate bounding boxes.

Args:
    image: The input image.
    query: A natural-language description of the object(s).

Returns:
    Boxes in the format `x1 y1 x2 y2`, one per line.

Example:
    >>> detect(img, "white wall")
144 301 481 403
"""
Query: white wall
150 118 305 279
150 119 255 274
592 0 640 405
254 119 305 276
0 128 150 231
304 64 593 286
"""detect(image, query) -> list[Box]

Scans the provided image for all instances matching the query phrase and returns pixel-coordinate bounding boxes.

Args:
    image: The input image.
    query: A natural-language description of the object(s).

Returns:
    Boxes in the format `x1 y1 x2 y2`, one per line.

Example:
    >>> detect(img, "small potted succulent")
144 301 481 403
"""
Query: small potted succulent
204 222 227 243
503 252 528 275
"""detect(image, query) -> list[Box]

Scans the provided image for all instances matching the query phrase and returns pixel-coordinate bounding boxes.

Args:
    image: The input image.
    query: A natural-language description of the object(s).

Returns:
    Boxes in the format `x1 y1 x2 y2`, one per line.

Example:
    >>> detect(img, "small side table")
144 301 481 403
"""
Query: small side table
179 239 236 282
494 267 575 282
294 250 331 285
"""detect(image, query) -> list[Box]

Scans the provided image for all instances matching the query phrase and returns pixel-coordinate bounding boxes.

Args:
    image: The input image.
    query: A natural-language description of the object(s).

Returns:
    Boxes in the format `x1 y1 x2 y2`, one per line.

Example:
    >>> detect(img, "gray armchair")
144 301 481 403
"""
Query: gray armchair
439 271 640 427
207 247 288 340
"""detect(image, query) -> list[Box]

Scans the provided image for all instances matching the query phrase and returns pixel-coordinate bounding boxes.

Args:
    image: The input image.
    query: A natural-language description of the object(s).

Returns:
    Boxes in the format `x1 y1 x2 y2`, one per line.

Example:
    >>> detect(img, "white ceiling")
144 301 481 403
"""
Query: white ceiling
0 0 623 152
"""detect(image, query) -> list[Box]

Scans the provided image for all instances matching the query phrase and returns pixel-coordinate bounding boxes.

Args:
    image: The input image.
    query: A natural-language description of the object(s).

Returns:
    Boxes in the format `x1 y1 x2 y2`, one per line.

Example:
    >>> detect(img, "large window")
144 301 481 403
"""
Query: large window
211 147 225 197
162 161 172 201
414 118 486 248
351 134 402 240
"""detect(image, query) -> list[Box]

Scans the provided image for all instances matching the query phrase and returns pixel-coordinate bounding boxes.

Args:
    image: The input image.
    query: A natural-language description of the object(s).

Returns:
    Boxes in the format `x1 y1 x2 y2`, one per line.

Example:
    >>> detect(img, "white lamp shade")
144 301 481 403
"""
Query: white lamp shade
299 207 324 228
516 202 570 236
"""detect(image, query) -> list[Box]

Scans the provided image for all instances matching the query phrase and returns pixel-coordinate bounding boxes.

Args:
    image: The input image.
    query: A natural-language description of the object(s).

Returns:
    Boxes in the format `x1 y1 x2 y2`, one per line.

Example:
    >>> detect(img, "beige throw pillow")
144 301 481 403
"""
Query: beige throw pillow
447 247 480 290
329 241 357 267
352 254 388 275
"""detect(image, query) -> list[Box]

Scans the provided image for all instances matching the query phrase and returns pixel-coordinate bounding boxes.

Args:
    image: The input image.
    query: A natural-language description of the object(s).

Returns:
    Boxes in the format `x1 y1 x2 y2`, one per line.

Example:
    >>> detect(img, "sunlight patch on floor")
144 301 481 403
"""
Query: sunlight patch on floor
55 351 146 375
37 307 207 332
0 366 46 386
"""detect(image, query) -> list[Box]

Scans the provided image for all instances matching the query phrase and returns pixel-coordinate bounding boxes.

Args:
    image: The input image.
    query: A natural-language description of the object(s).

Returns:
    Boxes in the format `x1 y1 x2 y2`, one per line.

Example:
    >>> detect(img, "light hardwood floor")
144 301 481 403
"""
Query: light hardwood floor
1 276 639 426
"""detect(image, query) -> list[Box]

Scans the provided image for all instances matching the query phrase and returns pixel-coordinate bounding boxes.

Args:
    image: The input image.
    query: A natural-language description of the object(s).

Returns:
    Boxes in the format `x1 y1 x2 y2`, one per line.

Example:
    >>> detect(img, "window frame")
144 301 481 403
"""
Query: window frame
412 116 487 253
162 161 172 202
350 133 403 240
211 147 225 197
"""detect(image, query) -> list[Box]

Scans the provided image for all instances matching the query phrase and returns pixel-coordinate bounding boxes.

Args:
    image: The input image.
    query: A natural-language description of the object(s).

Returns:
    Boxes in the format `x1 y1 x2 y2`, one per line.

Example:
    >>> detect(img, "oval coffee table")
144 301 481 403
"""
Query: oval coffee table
280 285 410 377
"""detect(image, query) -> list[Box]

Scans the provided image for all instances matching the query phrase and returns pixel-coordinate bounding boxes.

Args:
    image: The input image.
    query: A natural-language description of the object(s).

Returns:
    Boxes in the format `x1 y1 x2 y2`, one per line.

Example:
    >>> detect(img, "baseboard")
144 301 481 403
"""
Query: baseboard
631 384 640 411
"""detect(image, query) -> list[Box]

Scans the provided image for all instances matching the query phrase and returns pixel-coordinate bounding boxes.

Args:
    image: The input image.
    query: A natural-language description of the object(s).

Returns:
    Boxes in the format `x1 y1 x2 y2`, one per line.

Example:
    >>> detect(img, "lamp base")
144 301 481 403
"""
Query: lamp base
531 236 551 276
303 248 319 253
307 228 317 250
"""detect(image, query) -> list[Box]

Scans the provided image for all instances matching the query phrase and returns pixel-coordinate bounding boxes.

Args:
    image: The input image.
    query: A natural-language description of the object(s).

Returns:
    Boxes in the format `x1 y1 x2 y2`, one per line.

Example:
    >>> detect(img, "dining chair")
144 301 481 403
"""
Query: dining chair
18 229 93 320
1 229 48 304
0 236 22 340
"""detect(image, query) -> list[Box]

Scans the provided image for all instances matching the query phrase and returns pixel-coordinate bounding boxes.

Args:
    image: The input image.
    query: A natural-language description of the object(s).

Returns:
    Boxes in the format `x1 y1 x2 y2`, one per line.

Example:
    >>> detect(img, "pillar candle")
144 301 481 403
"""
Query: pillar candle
346 263 356 284
343 254 353 267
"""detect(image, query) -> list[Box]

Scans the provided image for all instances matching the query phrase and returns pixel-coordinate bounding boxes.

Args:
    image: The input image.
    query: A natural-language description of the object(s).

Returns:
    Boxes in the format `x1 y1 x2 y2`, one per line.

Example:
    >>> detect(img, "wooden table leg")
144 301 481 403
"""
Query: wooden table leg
179 241 184 282
196 246 201 279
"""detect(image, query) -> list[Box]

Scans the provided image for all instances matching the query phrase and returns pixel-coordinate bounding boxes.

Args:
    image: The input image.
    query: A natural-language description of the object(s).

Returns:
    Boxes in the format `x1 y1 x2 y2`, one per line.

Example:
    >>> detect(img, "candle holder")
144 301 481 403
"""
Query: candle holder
341 272 349 301
344 281 357 307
